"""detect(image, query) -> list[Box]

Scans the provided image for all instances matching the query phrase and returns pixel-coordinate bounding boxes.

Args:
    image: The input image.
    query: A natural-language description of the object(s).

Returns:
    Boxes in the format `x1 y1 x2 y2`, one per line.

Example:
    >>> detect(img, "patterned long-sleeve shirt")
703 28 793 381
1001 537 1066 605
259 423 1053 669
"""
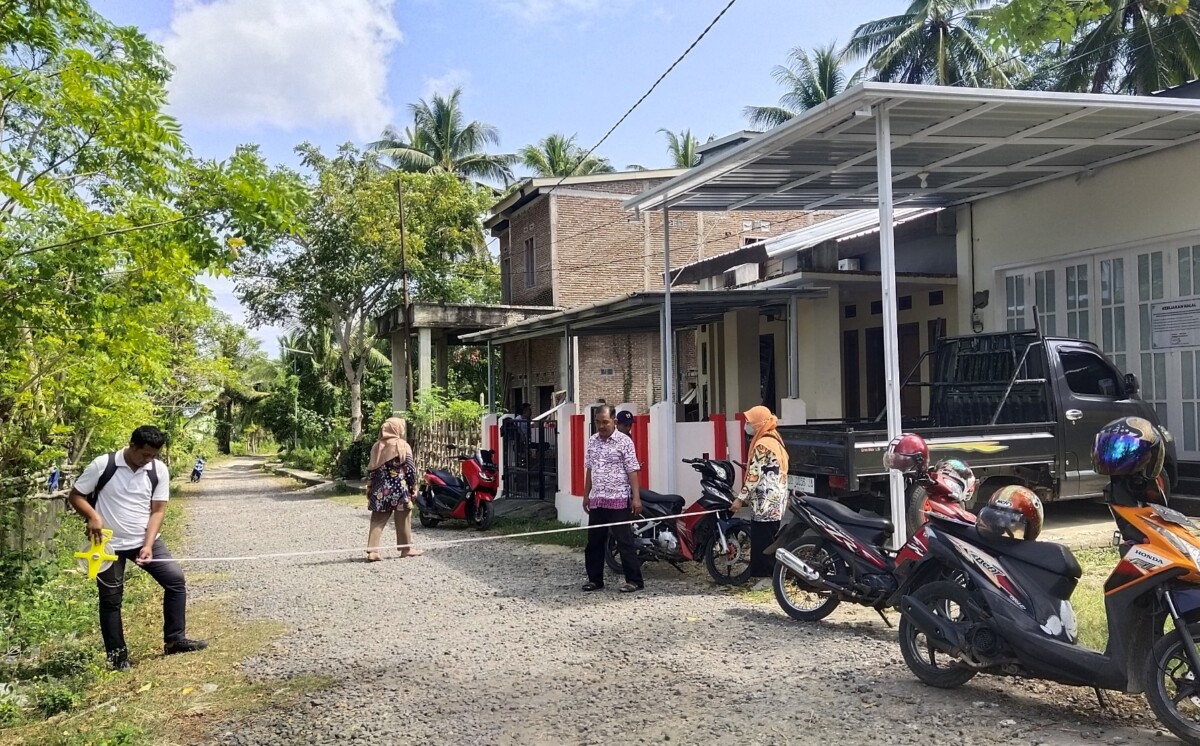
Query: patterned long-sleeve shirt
737 443 787 522
367 455 418 512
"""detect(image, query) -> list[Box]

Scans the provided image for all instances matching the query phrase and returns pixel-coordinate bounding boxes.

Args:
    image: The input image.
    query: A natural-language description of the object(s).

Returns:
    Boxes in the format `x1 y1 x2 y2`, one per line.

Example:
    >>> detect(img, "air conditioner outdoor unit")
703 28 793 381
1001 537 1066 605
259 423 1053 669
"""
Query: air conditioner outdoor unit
838 257 861 271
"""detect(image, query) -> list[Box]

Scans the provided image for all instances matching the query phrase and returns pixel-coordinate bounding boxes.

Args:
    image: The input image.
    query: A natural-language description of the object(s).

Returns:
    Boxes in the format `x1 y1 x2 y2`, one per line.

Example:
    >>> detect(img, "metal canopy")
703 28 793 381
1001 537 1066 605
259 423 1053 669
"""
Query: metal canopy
459 288 826 345
623 82 1200 214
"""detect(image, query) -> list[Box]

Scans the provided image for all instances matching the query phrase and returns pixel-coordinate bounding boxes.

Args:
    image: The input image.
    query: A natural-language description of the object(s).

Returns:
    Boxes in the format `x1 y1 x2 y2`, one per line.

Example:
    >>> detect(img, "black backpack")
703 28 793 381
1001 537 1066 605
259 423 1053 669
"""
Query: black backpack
86 452 160 509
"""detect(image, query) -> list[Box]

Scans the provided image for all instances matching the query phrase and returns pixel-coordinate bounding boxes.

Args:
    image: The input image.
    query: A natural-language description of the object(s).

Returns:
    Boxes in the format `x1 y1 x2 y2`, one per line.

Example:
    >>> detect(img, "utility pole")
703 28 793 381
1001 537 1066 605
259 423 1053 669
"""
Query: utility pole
396 178 415 406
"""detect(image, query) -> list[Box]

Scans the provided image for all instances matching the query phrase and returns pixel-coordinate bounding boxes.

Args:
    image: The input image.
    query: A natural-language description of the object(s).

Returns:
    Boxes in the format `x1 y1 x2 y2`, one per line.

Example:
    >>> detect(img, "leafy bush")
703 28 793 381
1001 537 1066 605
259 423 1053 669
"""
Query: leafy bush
333 440 371 481
38 643 99 679
36 683 80 715
229 441 250 456
49 722 147 746
0 698 23 726
403 387 486 430
281 446 327 473
447 398 485 429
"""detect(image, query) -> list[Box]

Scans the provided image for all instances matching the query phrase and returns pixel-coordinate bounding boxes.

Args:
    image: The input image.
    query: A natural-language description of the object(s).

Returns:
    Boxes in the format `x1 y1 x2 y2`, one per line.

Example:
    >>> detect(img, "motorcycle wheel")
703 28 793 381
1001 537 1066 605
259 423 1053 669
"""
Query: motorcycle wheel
472 500 495 531
1144 620 1200 745
898 581 978 689
417 505 440 529
605 532 646 575
704 522 753 586
771 536 842 622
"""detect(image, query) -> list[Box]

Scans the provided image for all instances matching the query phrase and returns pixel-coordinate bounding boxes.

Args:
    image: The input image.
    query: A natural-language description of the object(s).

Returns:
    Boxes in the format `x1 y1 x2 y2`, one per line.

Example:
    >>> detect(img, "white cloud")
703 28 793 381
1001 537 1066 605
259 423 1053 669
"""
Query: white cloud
162 0 402 139
491 0 633 26
422 68 470 100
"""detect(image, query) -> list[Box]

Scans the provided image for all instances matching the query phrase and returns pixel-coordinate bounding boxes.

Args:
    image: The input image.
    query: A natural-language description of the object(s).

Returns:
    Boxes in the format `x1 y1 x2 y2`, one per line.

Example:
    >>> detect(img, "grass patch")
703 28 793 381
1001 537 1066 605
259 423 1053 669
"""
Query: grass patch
489 517 588 548
0 482 331 745
1071 546 1119 651
733 585 775 605
327 488 367 509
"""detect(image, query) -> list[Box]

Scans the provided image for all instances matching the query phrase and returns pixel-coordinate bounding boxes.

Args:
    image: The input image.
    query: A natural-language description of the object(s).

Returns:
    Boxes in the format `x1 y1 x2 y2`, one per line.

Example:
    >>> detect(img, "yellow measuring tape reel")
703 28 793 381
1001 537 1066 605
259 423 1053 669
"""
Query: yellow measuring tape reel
74 529 117 579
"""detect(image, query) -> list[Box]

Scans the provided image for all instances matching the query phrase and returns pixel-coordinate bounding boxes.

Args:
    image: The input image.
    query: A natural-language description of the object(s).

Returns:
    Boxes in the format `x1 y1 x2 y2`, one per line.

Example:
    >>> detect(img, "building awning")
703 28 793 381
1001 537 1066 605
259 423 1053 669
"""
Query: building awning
623 82 1200 214
459 288 826 345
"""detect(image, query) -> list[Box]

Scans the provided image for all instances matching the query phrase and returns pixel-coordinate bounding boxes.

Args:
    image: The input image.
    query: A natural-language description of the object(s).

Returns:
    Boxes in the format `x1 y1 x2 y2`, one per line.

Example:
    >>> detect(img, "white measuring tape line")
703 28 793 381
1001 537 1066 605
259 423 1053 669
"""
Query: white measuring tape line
113 508 729 565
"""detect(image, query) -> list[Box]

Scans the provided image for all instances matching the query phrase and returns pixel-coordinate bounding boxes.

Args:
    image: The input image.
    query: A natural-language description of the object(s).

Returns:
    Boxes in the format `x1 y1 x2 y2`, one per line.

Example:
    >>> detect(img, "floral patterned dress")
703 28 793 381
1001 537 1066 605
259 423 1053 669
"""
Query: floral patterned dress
738 443 787 522
367 454 417 512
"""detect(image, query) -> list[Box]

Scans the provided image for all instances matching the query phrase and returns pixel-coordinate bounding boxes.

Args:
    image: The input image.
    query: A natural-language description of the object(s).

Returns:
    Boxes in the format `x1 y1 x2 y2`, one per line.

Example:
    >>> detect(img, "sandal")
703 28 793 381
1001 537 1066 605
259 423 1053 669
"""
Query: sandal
581 582 604 592
618 583 643 593
366 552 382 562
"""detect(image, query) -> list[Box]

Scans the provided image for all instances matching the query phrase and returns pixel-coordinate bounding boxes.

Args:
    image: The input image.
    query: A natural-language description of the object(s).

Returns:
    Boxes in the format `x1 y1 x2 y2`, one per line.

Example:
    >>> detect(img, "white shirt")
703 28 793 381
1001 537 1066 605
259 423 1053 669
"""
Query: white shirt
74 451 170 551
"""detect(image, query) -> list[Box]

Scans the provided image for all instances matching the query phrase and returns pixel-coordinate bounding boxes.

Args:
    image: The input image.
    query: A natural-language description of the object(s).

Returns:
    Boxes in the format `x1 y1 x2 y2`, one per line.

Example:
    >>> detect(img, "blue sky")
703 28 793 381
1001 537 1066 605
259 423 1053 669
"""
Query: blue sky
92 0 897 353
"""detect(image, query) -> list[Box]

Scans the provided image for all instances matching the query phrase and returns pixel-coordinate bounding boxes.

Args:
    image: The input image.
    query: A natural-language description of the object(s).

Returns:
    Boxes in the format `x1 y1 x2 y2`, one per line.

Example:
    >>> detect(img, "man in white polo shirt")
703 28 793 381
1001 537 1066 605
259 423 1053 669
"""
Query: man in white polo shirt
69 425 207 671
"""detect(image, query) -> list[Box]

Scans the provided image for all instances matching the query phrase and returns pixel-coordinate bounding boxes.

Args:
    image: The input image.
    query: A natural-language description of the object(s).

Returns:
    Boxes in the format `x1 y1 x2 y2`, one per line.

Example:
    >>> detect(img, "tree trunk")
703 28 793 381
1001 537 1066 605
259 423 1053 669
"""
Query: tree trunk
349 374 363 443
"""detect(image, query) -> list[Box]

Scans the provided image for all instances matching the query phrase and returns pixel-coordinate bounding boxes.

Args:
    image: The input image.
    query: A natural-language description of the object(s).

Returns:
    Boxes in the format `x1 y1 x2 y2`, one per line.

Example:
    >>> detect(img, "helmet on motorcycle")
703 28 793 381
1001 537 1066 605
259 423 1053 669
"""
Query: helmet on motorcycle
977 485 1044 541
883 433 928 473
1092 416 1165 481
931 459 977 503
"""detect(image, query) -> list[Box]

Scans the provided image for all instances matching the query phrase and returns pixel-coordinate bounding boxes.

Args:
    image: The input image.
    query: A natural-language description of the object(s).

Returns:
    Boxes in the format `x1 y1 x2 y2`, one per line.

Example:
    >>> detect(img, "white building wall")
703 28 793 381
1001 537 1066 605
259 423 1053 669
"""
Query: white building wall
958 139 1200 460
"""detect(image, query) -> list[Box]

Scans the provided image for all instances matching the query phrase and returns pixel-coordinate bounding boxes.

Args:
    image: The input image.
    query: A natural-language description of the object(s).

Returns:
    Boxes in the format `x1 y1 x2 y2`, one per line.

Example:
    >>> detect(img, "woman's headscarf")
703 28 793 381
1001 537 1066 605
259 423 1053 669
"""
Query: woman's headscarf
744 405 789 476
368 417 413 471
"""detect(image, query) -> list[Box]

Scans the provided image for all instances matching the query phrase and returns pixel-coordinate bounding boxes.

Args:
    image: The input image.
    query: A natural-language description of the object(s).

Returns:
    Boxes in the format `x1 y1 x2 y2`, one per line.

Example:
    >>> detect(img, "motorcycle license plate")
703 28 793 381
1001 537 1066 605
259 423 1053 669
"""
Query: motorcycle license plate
789 475 815 496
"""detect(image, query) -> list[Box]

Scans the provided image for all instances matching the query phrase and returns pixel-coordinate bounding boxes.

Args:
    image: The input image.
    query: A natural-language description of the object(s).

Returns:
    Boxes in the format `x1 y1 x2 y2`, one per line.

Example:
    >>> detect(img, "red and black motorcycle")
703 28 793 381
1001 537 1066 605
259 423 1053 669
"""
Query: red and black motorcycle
767 433 977 622
605 457 753 585
417 446 499 531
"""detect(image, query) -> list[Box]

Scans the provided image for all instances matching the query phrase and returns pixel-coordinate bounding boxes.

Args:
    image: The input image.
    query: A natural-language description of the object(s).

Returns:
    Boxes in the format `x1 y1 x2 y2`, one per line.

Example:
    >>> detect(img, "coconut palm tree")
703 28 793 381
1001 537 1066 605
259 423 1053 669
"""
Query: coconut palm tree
743 43 851 129
846 0 1024 87
1048 0 1200 94
371 88 517 185
660 129 706 168
518 133 615 177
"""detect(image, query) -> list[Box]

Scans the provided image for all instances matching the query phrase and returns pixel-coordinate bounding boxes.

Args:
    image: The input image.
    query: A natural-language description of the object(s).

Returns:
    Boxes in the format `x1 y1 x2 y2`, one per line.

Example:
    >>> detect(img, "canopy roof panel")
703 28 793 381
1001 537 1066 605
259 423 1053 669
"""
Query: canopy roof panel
460 288 825 345
623 83 1200 213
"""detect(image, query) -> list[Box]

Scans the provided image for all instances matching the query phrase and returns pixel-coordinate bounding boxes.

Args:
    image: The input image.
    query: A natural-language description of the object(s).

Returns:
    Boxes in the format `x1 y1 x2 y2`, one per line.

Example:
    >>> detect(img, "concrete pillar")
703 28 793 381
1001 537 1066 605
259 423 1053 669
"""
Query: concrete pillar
391 330 409 414
722 309 760 416
418 327 433 396
796 285 843 420
435 333 449 390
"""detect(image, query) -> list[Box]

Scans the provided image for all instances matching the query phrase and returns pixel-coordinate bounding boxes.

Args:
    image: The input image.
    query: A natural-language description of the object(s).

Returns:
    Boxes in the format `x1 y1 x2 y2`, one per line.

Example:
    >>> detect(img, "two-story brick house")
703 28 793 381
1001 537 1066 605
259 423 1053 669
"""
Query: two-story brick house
486 168 833 415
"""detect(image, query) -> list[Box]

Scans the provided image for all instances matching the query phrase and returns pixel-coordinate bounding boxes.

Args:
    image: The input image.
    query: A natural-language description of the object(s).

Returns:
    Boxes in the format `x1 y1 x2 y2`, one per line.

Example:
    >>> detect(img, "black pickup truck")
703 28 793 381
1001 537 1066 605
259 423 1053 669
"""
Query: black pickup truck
781 331 1178 515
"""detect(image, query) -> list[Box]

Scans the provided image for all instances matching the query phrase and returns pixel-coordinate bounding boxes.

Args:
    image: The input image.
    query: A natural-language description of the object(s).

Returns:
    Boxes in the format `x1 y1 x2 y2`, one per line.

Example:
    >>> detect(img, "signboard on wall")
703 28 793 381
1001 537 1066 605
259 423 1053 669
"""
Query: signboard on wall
1152 299 1200 349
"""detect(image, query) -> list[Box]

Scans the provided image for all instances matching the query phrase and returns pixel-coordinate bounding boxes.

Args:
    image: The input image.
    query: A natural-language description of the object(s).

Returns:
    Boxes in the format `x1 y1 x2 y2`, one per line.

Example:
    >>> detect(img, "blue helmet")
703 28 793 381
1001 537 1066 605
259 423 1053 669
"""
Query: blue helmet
1092 416 1165 481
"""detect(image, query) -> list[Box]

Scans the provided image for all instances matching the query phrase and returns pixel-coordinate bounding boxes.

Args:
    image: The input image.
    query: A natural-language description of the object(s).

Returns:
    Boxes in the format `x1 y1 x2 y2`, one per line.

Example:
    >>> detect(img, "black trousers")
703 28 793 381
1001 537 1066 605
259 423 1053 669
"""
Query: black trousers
584 506 643 586
97 538 187 657
750 519 781 578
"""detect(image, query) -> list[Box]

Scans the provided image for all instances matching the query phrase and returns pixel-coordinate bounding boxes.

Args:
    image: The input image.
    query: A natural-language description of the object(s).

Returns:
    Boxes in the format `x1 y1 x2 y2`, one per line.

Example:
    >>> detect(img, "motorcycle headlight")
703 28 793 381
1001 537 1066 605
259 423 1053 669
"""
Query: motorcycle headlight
1158 525 1200 571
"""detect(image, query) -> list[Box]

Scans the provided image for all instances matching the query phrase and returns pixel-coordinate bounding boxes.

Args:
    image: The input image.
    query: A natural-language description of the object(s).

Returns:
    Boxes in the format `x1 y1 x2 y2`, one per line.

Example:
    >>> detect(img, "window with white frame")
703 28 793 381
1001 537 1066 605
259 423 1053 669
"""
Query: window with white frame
523 237 535 288
1066 263 1090 340
1034 269 1057 335
1100 257 1127 373
1005 274 1026 331
1180 245 1200 297
1137 250 1168 425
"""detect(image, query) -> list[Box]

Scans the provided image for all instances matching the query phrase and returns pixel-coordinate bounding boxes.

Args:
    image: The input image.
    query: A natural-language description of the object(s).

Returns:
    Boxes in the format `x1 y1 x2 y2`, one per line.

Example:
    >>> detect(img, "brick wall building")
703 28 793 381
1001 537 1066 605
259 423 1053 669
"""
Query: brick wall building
487 169 834 415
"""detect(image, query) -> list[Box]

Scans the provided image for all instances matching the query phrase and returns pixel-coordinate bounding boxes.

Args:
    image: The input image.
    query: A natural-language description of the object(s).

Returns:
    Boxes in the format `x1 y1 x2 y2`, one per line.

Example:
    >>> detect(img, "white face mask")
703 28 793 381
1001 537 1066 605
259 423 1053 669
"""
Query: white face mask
745 423 756 436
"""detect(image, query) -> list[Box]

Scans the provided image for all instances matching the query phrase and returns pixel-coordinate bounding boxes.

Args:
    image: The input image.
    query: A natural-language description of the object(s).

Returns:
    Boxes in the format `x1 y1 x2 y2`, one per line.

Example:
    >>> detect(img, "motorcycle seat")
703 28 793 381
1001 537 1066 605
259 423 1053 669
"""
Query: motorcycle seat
641 490 685 512
973 531 1082 579
803 496 894 535
428 468 463 488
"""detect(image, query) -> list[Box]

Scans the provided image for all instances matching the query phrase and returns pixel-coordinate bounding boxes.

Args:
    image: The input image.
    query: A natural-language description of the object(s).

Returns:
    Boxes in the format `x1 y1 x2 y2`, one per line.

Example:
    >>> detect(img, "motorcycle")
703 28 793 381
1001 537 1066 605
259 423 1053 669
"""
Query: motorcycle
417 446 499 531
189 460 205 483
767 458 976 623
605 457 753 585
896 475 1200 746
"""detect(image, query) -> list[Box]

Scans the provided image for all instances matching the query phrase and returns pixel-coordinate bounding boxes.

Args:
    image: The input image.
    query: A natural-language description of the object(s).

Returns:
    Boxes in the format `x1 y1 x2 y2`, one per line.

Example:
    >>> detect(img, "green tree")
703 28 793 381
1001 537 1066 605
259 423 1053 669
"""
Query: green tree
236 144 492 442
0 0 304 474
846 0 1025 87
1036 0 1200 94
518 133 614 177
659 128 706 168
370 88 517 185
743 43 852 129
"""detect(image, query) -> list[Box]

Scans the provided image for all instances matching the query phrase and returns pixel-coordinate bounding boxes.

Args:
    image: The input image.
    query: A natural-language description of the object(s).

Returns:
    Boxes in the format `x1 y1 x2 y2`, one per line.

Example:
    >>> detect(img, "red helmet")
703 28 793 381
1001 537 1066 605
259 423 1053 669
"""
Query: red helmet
884 433 929 473
977 485 1044 541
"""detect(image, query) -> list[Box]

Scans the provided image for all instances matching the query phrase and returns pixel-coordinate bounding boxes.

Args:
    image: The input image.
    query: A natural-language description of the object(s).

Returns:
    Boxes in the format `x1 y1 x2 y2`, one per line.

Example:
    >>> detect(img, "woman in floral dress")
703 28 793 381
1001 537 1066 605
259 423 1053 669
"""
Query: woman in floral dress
365 417 423 562
729 405 790 580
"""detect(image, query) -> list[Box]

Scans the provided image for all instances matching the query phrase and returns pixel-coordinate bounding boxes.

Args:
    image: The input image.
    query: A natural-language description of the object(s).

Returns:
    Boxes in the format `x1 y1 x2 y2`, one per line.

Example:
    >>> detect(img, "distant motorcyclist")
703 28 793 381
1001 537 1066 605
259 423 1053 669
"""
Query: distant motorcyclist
189 457 205 483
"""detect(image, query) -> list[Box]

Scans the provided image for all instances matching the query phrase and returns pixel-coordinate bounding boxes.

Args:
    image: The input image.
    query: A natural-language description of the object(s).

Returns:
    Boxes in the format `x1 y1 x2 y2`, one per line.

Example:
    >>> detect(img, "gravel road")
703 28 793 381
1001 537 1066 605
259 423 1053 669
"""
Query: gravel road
187 458 1178 746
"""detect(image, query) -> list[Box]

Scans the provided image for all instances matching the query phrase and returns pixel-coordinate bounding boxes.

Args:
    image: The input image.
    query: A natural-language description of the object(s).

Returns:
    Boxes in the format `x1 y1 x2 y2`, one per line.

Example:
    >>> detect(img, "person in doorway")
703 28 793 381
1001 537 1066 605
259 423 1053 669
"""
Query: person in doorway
729 405 790 587
615 410 634 439
365 417 423 562
582 405 644 593
68 426 207 671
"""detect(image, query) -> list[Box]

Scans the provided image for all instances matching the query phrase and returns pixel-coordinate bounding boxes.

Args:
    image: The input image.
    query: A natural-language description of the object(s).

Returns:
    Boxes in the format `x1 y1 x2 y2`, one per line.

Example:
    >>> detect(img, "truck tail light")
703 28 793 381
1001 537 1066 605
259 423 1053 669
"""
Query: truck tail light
829 475 847 490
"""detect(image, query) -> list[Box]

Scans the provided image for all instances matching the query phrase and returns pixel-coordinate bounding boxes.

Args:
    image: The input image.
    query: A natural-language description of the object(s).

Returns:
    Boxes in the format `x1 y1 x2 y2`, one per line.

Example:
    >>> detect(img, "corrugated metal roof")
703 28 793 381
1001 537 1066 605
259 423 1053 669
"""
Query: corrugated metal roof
624 82 1200 213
